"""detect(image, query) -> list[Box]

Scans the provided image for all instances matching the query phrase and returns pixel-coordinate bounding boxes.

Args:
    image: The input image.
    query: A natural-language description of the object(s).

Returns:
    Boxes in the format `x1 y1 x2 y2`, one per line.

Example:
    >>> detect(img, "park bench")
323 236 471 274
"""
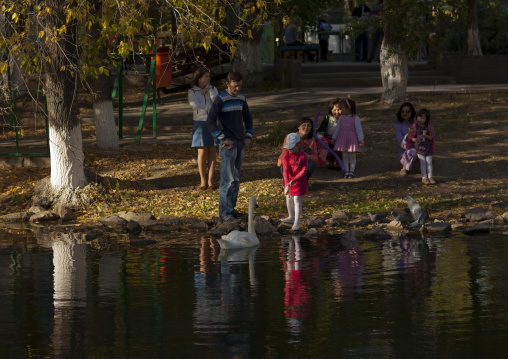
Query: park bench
277 44 320 63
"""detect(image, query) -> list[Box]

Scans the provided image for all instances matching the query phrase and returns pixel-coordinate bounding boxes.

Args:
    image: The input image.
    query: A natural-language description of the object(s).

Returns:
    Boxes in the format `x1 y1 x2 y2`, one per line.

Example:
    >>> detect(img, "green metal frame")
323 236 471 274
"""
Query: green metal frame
111 25 158 143
1 62 50 157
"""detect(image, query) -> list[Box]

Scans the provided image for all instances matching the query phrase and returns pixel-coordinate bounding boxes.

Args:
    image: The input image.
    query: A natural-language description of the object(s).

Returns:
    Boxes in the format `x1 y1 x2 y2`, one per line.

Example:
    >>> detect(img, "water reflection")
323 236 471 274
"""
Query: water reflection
2 228 508 358
281 235 310 335
193 236 257 357
332 230 364 302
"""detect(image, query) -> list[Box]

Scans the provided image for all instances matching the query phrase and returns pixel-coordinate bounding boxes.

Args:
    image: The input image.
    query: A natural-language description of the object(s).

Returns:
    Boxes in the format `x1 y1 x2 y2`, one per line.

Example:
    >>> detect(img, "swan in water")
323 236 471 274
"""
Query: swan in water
217 196 259 249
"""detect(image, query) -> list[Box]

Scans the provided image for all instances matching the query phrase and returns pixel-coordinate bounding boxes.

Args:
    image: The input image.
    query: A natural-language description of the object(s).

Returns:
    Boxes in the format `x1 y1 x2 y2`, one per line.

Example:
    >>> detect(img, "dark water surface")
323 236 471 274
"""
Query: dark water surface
1 229 508 359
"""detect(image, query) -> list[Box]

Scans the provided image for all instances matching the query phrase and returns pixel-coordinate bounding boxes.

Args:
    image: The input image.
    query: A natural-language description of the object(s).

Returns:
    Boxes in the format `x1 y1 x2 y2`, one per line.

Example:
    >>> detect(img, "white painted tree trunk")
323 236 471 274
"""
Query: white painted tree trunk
49 124 85 189
467 27 482 56
235 40 263 84
94 100 119 150
52 233 88 307
52 233 87 358
468 0 483 57
380 47 408 106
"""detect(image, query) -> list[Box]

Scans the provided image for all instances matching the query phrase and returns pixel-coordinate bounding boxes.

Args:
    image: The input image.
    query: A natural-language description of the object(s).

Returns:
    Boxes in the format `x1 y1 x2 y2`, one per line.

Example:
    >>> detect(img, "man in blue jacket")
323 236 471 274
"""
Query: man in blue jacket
206 71 253 221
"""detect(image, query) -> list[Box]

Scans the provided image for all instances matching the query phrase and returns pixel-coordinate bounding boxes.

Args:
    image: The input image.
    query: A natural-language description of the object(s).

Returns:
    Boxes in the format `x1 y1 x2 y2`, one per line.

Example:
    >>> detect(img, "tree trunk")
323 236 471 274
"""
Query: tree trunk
0 16 27 96
93 100 118 149
52 233 87 357
234 39 263 84
88 0 119 150
380 26 408 106
90 78 119 150
467 0 483 56
44 0 85 192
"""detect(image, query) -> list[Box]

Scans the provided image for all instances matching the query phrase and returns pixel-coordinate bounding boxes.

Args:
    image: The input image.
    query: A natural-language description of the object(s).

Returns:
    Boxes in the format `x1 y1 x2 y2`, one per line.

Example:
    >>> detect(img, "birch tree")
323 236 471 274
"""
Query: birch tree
1 0 279 208
467 0 482 56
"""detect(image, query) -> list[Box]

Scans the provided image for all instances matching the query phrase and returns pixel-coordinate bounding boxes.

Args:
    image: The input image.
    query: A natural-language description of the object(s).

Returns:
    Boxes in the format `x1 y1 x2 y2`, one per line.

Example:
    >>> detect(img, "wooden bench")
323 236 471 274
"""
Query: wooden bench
278 45 320 63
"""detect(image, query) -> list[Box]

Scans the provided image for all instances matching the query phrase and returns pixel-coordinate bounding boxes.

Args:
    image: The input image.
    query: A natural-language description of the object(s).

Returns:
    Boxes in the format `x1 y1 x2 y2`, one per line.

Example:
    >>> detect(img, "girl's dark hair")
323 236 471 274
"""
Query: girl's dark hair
291 117 314 140
417 108 431 125
328 97 341 115
193 67 210 87
396 102 416 122
339 98 356 115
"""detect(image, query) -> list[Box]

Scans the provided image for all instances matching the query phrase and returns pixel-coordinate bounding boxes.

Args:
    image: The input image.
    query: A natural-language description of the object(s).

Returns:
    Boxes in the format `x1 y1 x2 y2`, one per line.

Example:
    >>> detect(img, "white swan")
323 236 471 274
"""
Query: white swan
217 196 260 249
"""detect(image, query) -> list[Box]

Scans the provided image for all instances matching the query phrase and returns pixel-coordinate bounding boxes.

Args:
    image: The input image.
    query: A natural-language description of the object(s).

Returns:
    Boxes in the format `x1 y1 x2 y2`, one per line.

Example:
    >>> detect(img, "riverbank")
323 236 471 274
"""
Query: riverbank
1 85 507 234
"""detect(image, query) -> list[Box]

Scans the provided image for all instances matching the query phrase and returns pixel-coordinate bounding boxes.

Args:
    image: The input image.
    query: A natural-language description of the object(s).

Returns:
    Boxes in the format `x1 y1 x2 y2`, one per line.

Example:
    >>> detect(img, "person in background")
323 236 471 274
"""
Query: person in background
407 108 436 185
395 102 419 176
206 71 253 221
284 17 315 62
316 97 342 169
332 98 364 179
317 13 332 61
352 4 371 62
367 0 384 63
188 67 219 190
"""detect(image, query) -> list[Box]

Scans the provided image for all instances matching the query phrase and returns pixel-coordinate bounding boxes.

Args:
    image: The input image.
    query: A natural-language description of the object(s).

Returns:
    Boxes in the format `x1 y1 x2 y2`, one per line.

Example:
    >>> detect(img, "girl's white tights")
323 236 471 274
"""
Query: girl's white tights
341 151 357 173
417 154 433 178
284 195 302 228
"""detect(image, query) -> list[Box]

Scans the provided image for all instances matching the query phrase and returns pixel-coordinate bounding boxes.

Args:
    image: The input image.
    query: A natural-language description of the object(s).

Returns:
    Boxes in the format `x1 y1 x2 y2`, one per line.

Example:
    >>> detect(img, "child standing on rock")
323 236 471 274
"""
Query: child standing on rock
281 133 308 231
332 98 364 178
407 108 436 184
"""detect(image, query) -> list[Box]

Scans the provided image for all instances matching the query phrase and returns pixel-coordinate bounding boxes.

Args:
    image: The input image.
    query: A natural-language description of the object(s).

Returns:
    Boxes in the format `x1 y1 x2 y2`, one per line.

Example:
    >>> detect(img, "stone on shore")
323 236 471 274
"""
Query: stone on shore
30 211 60 223
0 212 33 222
350 218 371 227
98 214 128 230
307 216 325 229
303 228 319 238
54 204 74 221
254 216 277 235
462 207 496 222
29 205 45 214
116 211 157 227
189 221 209 231
426 222 452 234
331 211 352 221
128 220 142 234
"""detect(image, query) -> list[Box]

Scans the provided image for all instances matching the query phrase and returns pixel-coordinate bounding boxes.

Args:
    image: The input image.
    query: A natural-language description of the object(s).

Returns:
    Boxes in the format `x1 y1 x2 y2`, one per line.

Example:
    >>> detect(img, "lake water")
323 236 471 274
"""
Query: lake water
1 228 508 358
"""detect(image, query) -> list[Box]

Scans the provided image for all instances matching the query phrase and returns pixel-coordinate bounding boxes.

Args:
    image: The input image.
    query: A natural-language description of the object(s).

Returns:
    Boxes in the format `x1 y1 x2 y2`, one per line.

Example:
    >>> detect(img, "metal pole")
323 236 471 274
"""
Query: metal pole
136 56 156 143
118 61 124 139
152 20 157 139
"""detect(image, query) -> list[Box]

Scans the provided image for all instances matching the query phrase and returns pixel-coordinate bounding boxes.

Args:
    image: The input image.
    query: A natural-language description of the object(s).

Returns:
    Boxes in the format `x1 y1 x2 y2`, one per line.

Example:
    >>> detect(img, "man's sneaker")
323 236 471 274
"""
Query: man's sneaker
400 167 408 176
344 172 350 179
232 211 247 219
291 224 300 231
422 177 430 185
281 217 294 224
221 216 237 224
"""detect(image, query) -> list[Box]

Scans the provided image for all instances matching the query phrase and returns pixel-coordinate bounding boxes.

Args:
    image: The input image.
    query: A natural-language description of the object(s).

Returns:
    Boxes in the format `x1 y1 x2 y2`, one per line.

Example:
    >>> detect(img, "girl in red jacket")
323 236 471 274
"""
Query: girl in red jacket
281 133 308 231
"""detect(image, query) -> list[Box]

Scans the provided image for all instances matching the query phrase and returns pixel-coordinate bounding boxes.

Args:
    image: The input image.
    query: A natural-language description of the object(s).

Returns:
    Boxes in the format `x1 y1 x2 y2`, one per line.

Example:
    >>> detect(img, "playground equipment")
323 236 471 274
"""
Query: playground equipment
111 28 231 143
0 62 50 159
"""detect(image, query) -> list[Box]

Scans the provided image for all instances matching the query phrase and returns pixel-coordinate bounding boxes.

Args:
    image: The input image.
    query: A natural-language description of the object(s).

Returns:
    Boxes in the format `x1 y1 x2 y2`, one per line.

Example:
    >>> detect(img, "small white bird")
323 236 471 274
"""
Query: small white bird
217 196 260 249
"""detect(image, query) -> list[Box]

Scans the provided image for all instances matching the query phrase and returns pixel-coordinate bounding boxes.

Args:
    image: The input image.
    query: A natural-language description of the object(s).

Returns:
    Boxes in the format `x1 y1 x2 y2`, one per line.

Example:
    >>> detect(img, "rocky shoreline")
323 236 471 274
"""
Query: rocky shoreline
1 201 507 244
